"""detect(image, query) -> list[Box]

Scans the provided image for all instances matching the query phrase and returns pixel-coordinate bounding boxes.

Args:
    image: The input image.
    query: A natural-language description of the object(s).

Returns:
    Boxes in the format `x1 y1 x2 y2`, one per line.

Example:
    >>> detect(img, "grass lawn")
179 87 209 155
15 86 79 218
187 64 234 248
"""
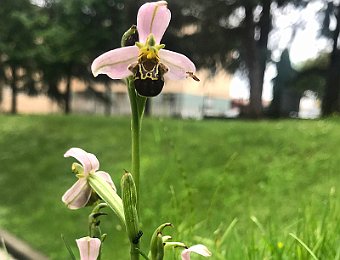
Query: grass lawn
0 115 339 259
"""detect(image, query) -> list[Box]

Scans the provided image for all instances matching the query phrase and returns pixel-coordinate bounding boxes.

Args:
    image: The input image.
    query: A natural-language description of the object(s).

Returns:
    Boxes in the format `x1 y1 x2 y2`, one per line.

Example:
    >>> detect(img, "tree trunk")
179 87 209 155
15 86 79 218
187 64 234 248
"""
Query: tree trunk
243 2 271 118
248 58 263 118
322 5 340 116
267 83 282 118
258 0 271 93
243 5 263 118
0 82 3 105
64 72 72 114
10 66 18 114
104 82 112 116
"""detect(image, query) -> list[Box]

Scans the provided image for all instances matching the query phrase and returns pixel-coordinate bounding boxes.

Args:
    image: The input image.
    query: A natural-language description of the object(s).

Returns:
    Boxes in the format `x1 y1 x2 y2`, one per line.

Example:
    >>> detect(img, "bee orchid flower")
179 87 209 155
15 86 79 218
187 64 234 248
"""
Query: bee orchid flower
91 1 198 97
76 236 101 260
181 244 212 260
62 147 116 209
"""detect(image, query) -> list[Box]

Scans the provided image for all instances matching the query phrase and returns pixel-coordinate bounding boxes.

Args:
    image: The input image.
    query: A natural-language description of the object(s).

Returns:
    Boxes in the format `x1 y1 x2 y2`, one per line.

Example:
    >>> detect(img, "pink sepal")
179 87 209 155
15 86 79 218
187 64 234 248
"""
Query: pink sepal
137 1 171 44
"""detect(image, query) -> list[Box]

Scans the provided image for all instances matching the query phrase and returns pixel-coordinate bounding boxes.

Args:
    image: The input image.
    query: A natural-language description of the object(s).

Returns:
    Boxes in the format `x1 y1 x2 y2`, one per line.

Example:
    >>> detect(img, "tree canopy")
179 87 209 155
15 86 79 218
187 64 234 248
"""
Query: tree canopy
0 0 339 116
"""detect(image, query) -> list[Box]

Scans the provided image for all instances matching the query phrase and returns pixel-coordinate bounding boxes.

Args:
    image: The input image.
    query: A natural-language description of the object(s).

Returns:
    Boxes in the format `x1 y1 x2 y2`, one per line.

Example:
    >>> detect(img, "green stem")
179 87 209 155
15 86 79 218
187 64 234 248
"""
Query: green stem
130 246 140 260
121 25 145 260
127 78 147 214
127 77 146 260
127 78 139 211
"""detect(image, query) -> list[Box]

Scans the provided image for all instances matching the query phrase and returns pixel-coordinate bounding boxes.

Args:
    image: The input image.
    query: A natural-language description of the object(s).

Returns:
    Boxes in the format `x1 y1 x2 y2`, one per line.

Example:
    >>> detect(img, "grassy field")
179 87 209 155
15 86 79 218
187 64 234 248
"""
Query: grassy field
0 115 339 259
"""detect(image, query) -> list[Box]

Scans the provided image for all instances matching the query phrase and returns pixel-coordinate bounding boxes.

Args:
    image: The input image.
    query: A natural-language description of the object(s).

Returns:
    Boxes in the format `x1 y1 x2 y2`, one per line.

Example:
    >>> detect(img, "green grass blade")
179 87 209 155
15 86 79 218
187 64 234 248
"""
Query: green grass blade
335 246 340 260
289 233 319 260
250 216 265 234
220 218 238 245
61 234 76 260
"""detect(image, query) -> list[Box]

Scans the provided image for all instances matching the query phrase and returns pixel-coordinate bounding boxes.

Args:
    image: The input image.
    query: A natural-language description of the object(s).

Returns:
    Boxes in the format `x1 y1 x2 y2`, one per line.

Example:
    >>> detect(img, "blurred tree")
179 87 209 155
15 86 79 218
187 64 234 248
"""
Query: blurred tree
0 53 4 106
293 53 328 97
320 1 340 116
267 49 298 117
37 0 125 114
165 0 308 118
290 1 340 116
0 0 41 114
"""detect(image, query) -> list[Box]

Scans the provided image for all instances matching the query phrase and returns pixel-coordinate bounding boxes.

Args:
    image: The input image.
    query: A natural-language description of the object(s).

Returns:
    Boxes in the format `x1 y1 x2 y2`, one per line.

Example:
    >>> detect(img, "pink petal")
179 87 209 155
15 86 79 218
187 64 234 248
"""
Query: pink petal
95 171 117 192
91 46 139 79
159 49 196 80
64 148 99 174
137 1 171 44
181 244 212 260
76 236 101 260
62 179 92 210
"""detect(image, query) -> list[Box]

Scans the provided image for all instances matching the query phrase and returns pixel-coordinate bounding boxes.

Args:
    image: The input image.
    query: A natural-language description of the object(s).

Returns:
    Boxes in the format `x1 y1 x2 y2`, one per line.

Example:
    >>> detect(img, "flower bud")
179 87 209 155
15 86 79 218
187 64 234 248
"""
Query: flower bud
150 223 173 260
151 233 164 260
121 25 139 47
121 172 140 244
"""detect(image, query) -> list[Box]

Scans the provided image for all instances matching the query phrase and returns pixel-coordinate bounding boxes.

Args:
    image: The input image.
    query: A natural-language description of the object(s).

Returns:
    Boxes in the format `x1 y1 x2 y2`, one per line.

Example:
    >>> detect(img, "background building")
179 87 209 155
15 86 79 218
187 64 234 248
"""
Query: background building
1 69 233 118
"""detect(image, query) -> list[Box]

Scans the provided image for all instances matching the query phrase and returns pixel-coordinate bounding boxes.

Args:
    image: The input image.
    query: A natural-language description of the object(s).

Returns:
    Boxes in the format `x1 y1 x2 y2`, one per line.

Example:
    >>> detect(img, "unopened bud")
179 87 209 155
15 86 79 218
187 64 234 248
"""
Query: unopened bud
121 25 139 47
150 223 173 260
121 172 140 244
150 233 164 260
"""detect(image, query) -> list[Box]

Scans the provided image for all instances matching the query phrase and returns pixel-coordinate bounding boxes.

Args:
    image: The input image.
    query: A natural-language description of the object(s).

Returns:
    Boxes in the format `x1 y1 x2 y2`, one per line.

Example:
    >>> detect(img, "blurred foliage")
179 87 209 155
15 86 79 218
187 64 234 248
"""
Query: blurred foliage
165 0 307 72
0 0 127 113
36 0 127 113
319 1 340 116
0 0 339 116
294 53 329 96
0 0 41 113
165 0 309 118
294 0 340 117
